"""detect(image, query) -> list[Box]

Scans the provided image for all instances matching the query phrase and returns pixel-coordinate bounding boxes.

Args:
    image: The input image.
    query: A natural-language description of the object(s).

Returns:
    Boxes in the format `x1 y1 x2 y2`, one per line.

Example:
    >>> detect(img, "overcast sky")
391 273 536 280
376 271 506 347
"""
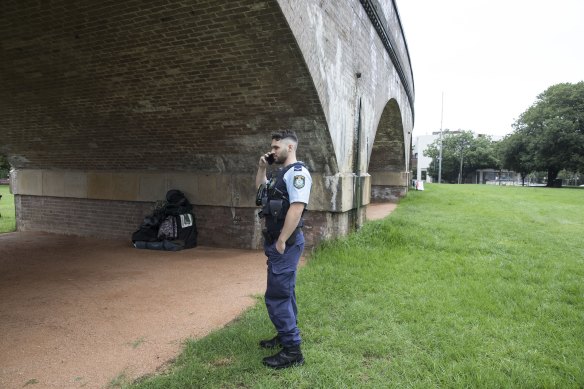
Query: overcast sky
396 0 584 139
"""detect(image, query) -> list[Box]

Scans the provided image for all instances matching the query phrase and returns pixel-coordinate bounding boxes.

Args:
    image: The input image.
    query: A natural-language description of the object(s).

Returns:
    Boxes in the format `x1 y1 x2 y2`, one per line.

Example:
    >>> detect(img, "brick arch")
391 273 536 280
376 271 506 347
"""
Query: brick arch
368 98 408 202
369 98 405 171
0 0 338 175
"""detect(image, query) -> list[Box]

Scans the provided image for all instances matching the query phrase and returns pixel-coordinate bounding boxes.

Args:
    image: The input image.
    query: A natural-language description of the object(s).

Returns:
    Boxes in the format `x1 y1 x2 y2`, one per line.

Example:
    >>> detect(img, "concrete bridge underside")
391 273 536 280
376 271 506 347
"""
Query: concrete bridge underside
0 0 414 249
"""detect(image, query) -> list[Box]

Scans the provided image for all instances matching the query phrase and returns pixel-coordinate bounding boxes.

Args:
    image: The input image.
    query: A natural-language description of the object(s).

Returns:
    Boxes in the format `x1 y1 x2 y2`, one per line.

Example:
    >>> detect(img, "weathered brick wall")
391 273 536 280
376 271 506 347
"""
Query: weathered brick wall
193 207 357 250
0 0 336 174
194 205 261 249
15 194 355 250
15 195 154 240
370 186 407 203
15 195 257 247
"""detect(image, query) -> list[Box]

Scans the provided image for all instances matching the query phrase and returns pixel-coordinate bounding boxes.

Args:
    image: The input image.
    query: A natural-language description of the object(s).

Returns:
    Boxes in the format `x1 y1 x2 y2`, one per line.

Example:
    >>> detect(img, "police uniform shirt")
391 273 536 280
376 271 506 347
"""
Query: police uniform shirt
283 163 312 205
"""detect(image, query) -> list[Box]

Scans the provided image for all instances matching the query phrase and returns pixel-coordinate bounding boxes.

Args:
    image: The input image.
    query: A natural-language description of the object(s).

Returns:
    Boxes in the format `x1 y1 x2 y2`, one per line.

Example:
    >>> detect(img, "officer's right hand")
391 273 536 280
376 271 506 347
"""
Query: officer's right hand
275 239 286 255
259 154 268 168
259 152 273 167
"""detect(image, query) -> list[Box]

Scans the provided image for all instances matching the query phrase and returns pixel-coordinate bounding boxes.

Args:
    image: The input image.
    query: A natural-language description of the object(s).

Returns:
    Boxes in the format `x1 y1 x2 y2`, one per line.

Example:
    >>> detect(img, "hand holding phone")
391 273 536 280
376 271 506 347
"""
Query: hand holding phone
266 153 275 165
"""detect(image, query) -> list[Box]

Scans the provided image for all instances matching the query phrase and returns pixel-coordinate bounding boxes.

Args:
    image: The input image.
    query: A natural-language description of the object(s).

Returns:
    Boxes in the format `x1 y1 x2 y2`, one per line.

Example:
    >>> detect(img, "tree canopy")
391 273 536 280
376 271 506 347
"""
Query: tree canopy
424 130 499 183
502 81 584 186
496 131 533 185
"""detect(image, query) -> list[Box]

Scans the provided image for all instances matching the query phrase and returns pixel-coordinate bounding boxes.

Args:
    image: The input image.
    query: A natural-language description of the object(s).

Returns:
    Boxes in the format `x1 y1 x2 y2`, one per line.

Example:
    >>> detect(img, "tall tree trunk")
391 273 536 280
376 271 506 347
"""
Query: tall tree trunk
546 168 560 187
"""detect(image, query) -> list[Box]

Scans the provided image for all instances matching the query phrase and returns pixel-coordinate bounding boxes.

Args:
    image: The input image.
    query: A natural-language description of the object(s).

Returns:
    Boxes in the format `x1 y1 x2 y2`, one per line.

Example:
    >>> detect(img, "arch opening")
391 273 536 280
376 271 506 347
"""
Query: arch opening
368 98 409 203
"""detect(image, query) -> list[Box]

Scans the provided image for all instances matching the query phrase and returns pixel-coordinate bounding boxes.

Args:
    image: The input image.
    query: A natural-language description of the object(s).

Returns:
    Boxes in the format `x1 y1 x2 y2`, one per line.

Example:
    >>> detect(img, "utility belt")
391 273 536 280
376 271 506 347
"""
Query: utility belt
262 227 302 246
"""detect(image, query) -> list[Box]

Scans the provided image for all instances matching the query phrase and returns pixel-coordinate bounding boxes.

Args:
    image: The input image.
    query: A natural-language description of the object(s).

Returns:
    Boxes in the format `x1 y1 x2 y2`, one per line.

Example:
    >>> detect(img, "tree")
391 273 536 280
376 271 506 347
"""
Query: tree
464 133 500 176
0 154 10 179
424 130 499 183
511 82 584 186
497 131 534 186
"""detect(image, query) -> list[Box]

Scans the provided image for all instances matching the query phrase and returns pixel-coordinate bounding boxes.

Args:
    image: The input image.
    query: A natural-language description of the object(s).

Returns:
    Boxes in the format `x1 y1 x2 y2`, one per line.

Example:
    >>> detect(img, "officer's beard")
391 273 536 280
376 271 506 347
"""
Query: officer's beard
275 150 287 164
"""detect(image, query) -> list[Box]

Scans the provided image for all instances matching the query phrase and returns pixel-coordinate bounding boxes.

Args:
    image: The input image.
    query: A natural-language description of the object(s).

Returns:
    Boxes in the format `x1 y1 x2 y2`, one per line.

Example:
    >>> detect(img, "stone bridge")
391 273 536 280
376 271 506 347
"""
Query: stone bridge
0 0 414 249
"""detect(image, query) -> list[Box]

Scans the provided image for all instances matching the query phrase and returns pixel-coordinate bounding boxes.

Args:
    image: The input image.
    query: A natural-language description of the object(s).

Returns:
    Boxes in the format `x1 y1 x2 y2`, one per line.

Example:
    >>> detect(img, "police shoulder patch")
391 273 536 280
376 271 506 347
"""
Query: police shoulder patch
293 175 305 189
294 165 303 171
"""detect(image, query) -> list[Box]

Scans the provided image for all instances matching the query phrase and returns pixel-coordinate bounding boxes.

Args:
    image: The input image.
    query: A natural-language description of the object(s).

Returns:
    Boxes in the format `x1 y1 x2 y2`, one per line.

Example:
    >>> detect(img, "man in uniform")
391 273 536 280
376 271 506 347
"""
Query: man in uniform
255 130 312 369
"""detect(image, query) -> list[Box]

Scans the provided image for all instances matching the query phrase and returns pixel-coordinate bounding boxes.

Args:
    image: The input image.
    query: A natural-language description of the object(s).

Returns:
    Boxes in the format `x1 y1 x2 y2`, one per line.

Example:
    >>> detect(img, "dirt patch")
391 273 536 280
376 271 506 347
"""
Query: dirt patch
366 203 398 221
0 232 267 388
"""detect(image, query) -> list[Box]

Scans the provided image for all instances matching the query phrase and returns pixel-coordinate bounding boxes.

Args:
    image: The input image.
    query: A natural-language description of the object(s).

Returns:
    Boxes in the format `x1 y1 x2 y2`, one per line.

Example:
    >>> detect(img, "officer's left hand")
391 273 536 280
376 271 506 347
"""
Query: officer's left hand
275 239 286 255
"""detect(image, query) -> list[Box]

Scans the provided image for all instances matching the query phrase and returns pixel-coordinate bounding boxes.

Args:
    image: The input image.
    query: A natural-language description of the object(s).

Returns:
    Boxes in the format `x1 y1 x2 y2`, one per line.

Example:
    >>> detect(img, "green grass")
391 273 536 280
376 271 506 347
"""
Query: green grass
0 184 16 233
130 184 584 388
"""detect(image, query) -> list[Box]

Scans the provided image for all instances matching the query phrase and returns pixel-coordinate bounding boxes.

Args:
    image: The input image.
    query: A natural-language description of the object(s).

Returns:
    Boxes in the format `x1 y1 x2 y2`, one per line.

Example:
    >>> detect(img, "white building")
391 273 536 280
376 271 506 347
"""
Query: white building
412 133 439 182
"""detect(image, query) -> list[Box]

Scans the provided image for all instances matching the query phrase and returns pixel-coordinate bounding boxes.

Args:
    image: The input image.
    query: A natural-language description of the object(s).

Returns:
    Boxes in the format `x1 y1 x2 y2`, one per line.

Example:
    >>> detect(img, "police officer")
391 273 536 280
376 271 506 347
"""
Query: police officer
255 130 312 369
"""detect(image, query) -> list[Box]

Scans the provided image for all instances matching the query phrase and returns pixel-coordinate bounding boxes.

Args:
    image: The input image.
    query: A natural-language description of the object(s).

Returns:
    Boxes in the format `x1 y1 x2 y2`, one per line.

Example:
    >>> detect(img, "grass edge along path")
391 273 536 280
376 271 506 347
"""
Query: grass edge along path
128 184 583 388
0 185 16 233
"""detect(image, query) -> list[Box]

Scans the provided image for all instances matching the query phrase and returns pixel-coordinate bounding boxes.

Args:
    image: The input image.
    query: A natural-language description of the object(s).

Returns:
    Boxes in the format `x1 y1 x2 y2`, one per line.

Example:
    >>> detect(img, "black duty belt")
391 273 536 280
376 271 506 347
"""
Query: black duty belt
262 227 301 246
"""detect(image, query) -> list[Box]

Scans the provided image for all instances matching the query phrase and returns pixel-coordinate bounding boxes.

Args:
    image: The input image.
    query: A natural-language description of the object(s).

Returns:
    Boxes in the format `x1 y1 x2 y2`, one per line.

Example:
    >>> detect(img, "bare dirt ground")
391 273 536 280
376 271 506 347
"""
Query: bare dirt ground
366 203 397 221
0 203 396 389
0 232 267 389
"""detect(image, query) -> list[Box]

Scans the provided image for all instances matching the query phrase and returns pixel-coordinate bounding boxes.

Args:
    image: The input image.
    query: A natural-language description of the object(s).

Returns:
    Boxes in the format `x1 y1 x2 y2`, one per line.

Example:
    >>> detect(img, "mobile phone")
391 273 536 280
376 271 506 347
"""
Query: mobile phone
266 153 275 165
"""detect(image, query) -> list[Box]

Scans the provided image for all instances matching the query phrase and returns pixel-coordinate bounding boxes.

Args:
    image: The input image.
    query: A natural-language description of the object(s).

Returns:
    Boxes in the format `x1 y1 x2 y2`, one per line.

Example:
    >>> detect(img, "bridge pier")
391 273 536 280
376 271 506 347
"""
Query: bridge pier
370 170 411 203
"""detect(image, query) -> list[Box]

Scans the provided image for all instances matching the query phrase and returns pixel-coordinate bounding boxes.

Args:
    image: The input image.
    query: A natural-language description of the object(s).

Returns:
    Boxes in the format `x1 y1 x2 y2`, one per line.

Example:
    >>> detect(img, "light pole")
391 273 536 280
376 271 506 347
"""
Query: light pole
438 92 444 184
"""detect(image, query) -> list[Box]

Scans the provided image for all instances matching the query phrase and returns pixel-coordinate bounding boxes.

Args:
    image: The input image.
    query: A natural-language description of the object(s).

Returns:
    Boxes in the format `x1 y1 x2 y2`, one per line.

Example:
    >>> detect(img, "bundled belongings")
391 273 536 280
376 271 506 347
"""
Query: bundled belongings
132 189 197 251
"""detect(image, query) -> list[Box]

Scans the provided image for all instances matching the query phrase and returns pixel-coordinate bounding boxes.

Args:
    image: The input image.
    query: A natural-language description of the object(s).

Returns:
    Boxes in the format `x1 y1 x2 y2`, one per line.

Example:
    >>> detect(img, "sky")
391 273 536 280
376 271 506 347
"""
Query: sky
396 0 584 139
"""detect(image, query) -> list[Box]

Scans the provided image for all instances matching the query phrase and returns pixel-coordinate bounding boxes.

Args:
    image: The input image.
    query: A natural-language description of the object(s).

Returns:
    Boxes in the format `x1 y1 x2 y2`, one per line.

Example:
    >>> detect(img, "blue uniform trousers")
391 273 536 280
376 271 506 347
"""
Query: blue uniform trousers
264 233 304 347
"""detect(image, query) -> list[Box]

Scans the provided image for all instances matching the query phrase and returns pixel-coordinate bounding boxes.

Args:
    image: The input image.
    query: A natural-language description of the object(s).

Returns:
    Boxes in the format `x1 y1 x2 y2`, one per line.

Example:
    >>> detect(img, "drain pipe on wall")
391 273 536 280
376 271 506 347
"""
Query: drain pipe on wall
353 95 363 231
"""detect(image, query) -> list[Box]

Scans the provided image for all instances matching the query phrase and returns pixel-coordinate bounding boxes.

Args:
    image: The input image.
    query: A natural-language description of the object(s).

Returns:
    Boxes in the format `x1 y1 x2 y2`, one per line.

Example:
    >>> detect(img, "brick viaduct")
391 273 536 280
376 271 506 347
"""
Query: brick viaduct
0 0 414 249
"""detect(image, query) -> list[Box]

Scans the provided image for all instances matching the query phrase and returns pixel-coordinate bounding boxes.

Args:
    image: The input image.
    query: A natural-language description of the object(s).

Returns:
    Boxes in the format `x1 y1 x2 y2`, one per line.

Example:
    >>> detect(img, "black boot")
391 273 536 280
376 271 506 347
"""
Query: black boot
262 345 304 369
259 335 281 349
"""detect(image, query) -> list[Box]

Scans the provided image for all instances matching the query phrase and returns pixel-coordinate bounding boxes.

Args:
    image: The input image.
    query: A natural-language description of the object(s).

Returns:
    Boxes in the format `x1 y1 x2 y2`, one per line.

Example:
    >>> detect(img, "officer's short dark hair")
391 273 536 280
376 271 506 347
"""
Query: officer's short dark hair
272 130 298 144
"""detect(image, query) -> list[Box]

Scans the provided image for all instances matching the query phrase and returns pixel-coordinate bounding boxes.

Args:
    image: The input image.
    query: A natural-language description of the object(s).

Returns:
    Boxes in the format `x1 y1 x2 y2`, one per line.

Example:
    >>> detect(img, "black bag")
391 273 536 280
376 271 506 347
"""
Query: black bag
131 212 163 242
132 190 197 250
172 213 197 249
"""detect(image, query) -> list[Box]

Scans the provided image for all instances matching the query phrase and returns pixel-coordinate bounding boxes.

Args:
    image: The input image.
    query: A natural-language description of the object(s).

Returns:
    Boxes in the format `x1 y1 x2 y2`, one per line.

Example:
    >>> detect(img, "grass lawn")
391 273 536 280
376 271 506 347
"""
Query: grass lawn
69 184 574 388
0 185 15 233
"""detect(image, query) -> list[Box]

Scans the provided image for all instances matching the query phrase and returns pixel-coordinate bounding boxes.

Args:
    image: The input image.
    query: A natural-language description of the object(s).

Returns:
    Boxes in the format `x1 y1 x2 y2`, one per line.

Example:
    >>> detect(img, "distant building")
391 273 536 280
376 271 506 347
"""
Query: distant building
412 134 437 182
412 130 463 182
474 169 521 185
